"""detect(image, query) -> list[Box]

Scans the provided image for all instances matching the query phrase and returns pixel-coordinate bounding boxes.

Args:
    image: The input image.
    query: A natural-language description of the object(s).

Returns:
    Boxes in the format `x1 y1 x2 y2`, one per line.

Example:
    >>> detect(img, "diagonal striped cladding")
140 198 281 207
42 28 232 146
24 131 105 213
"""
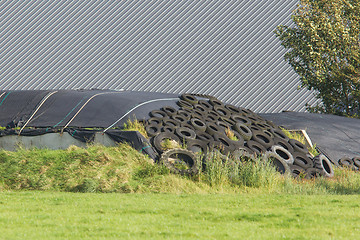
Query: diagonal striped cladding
0 1 318 113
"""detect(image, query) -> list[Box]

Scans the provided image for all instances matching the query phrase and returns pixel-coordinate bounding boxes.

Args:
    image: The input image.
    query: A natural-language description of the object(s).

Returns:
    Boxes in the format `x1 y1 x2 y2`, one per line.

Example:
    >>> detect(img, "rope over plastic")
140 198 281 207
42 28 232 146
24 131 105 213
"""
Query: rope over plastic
103 98 180 133
0 92 6 100
139 145 151 153
19 91 58 135
61 91 119 134
0 92 11 106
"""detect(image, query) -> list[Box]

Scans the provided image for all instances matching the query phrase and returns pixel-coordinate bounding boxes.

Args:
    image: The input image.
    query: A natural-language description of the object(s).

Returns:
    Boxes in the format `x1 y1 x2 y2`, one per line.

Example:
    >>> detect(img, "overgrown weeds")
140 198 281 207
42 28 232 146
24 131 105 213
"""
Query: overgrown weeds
200 151 281 191
281 127 319 156
0 143 359 194
122 117 148 138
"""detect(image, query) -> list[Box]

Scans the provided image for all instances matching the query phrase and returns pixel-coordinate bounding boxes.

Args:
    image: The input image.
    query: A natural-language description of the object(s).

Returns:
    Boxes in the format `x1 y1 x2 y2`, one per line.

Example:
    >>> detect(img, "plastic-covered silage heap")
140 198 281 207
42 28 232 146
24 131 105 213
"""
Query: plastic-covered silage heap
0 89 343 178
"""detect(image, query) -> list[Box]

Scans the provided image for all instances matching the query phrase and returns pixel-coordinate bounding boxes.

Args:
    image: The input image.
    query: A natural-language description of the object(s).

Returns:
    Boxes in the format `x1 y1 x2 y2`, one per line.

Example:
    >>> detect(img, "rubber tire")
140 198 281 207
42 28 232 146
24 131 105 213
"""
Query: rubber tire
191 109 206 120
289 164 307 179
177 100 193 109
208 110 221 119
306 167 322 179
209 98 224 108
163 118 180 128
246 140 267 156
153 132 181 153
216 120 231 130
198 100 213 110
247 115 261 123
338 157 355 169
194 104 209 114
147 117 163 126
233 122 252 141
231 147 255 162
180 123 195 131
213 133 236 150
175 127 197 141
171 114 188 123
190 118 207 132
206 122 225 136
161 125 175 134
249 125 262 133
186 139 208 155
255 122 273 131
196 131 214 142
161 106 177 116
224 104 242 115
314 154 334 178
270 128 289 141
223 130 244 148
160 148 199 175
270 145 294 164
289 139 308 154
353 157 360 168
145 124 162 137
214 106 231 119
292 152 314 170
231 114 252 126
180 93 198 105
208 140 233 156
205 114 219 123
149 110 168 118
251 130 274 149
219 117 236 126
176 110 191 120
265 152 291 175
273 137 294 154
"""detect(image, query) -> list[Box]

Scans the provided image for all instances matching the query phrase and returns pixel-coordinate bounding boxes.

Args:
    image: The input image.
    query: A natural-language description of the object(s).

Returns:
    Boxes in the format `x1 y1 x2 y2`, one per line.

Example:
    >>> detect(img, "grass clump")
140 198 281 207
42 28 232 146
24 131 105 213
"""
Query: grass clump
200 151 282 192
160 139 181 150
225 127 238 141
122 117 148 138
280 127 319 156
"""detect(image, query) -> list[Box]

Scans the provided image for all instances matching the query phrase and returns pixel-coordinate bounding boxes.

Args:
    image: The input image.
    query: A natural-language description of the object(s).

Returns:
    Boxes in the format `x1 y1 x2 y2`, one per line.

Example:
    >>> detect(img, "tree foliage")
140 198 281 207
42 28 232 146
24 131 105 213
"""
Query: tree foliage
275 0 360 116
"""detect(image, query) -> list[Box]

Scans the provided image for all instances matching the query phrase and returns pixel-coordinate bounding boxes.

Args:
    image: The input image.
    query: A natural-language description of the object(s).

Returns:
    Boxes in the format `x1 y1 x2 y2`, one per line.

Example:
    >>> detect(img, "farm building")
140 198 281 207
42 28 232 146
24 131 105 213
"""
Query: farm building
0 0 318 113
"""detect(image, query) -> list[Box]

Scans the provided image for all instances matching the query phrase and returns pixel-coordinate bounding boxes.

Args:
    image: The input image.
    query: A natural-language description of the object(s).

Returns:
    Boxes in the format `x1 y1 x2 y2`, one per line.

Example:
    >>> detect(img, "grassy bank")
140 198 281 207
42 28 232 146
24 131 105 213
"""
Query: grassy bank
0 191 359 239
1 144 360 194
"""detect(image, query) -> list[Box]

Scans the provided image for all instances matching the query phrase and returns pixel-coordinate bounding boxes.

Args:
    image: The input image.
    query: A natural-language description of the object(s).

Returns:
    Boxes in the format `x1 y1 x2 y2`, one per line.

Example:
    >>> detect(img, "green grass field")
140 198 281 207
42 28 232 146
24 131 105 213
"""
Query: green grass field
1 191 359 239
1 144 360 239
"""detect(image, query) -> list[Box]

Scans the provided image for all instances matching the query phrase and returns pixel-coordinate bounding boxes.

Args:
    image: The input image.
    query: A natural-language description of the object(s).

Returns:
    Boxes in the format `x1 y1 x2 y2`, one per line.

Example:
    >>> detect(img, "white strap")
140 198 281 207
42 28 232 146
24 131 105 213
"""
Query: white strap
19 91 58 135
103 98 179 133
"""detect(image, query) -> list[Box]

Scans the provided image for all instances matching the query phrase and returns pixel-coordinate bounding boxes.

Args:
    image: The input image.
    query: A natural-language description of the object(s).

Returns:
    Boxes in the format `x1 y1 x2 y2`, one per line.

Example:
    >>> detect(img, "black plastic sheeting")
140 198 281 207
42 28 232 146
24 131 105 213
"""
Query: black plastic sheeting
106 130 158 160
2 89 359 162
0 89 179 129
0 90 51 128
260 112 360 163
0 89 175 160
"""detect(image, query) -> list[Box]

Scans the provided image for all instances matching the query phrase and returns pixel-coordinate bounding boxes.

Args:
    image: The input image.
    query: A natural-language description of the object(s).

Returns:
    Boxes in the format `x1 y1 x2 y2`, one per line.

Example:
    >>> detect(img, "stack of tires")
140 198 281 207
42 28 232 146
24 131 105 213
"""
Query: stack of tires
338 157 360 171
144 93 334 178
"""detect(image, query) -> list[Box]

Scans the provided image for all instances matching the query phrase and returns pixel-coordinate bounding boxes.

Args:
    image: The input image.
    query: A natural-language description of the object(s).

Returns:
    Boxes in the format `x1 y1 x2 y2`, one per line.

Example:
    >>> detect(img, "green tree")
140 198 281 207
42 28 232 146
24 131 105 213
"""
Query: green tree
275 0 360 116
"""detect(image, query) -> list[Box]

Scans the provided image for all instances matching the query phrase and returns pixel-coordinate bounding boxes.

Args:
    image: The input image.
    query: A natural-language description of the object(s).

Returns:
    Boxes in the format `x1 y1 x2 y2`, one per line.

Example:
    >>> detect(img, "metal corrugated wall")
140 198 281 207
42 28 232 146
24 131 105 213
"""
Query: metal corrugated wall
0 1 318 113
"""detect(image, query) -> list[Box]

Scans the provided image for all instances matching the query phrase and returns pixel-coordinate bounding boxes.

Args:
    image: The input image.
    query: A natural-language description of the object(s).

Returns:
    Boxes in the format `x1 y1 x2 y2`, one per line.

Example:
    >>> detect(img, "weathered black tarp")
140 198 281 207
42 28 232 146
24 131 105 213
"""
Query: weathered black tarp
260 112 360 163
0 89 179 129
105 130 158 160
0 90 51 127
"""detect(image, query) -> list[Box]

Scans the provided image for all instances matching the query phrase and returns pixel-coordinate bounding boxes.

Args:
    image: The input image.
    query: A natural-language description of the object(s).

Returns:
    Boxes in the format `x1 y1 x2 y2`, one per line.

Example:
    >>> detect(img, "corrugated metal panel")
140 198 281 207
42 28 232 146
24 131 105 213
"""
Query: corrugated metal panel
0 1 319 113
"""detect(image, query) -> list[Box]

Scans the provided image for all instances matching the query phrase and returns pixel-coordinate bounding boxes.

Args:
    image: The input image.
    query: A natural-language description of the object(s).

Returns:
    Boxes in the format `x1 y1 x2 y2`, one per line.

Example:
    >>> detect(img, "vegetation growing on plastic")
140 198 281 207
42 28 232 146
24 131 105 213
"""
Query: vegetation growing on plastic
122 117 148 138
280 127 319 156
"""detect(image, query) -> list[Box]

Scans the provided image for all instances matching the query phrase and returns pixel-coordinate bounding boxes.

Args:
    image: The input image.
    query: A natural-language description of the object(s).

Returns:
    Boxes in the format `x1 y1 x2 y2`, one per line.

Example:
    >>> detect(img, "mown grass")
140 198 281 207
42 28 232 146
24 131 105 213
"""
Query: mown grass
0 191 359 239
